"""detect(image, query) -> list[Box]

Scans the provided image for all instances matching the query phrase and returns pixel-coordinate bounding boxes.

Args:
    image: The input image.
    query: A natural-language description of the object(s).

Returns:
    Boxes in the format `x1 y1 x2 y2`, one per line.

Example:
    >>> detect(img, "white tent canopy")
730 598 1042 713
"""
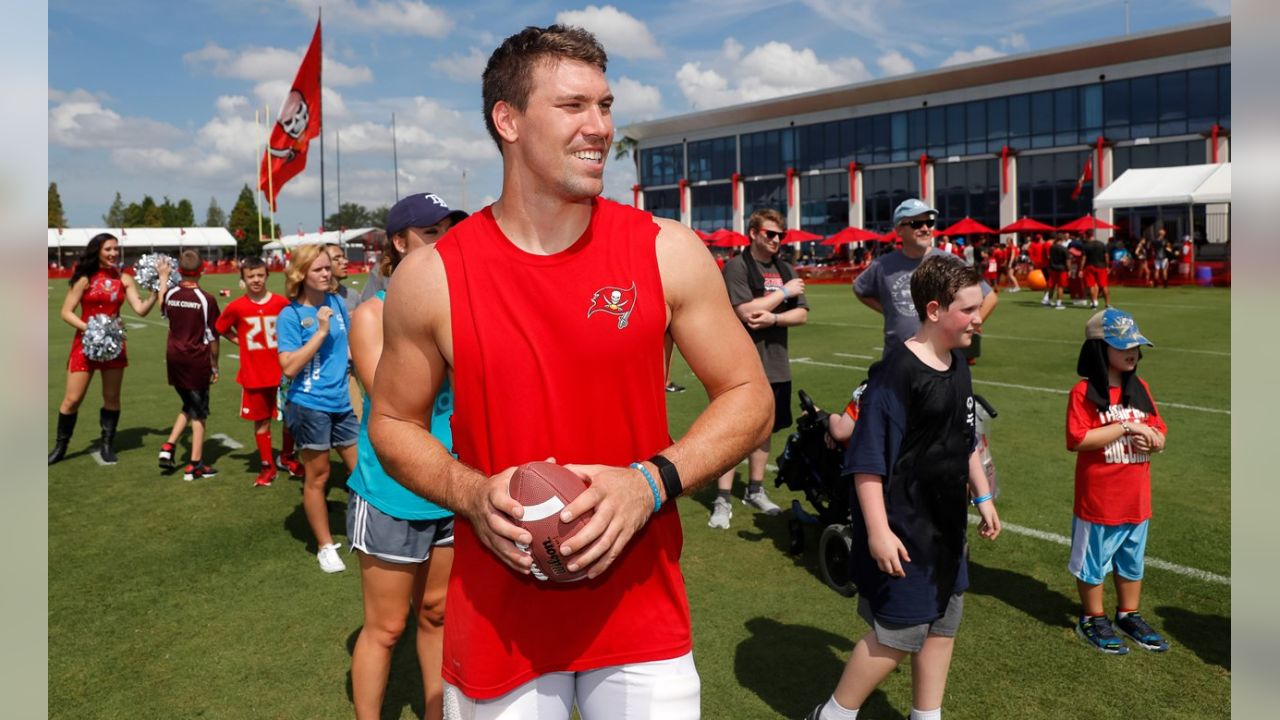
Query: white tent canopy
1093 163 1231 209
48 227 237 248
261 228 377 252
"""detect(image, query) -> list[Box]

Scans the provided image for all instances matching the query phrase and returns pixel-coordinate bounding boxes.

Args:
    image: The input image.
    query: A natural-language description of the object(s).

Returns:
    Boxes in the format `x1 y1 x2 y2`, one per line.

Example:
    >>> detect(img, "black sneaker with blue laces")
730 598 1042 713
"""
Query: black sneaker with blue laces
1077 615 1129 654
1115 611 1169 652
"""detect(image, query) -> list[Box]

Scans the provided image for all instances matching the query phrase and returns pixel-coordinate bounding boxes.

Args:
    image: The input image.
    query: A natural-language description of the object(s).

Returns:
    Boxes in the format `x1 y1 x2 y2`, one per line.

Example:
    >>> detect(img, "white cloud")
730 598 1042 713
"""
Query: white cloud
876 50 915 76
939 45 1006 67
611 76 662 122
288 0 454 37
431 47 488 83
999 32 1029 51
183 42 373 86
48 88 184 149
555 5 661 60
721 37 743 61
675 42 871 111
799 0 888 37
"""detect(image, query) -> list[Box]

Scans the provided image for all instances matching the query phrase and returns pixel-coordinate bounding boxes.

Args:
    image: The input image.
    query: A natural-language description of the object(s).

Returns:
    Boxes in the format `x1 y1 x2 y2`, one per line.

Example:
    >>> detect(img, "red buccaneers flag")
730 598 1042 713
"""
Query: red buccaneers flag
1071 155 1094 201
260 20 322 211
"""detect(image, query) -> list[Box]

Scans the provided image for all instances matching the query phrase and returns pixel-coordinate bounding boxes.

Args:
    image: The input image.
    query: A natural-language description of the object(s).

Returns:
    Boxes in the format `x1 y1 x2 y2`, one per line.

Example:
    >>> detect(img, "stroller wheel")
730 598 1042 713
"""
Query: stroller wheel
818 524 858 597
787 518 805 556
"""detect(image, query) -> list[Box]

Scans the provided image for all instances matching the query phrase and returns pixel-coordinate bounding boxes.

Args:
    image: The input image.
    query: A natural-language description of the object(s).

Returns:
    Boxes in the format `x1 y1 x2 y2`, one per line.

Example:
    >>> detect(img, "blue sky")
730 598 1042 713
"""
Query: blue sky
49 0 1228 231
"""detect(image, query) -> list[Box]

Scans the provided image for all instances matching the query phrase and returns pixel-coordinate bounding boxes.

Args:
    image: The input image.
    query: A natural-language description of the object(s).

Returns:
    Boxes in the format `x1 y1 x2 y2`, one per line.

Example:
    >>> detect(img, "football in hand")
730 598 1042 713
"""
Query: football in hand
509 461 593 582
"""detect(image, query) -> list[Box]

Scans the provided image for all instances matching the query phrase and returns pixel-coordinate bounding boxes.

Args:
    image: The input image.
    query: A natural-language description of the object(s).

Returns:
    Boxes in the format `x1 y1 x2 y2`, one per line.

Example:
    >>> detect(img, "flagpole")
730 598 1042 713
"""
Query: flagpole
266 103 277 243
336 129 342 230
255 109 265 246
391 112 400 201
318 9 326 232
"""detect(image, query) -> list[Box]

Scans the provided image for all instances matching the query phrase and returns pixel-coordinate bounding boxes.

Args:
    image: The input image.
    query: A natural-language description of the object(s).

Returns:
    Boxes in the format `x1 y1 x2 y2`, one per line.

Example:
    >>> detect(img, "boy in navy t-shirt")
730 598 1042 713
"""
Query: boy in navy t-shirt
804 255 1001 720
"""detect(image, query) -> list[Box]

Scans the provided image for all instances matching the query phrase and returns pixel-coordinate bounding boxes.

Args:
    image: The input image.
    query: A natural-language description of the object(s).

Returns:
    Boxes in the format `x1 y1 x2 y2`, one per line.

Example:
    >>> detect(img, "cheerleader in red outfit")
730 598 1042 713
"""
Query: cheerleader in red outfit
49 233 169 465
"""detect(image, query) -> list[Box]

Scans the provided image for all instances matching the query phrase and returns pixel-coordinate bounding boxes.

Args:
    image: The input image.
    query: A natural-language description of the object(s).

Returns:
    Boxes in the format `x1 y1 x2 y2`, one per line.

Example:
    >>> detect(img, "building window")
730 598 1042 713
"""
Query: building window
1055 87 1078 146
908 109 927 157
645 188 680 220
837 118 857 166
987 97 1008 153
1008 94 1031 149
1016 150 1092 227
691 184 732 232
946 104 966 156
744 178 786 216
741 128 796 176
927 106 947 157
873 114 892 163
1104 79 1130 140
1129 76 1158 139
891 112 909 162
687 137 736 182
966 101 986 155
800 173 848 237
934 160 998 231
1031 91 1054 148
1218 65 1230 128
641 145 682 186
1158 71 1188 136
862 167 918 231
1187 66 1218 133
1081 84 1103 140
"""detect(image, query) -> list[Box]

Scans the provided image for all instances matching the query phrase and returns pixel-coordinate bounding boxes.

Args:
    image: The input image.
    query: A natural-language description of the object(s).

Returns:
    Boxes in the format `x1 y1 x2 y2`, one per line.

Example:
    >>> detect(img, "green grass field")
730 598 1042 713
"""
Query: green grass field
48 273 1230 719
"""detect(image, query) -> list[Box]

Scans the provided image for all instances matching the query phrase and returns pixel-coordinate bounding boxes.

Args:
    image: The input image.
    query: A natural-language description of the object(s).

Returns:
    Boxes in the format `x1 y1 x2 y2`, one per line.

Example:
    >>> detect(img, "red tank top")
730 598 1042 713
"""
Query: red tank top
436 198 691 698
80 268 126 322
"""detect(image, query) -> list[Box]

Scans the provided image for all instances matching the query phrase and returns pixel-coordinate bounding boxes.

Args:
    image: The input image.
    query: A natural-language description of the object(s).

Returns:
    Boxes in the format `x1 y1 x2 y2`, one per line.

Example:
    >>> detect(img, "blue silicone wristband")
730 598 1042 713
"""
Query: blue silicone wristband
630 462 662 513
781 286 790 299
971 493 993 506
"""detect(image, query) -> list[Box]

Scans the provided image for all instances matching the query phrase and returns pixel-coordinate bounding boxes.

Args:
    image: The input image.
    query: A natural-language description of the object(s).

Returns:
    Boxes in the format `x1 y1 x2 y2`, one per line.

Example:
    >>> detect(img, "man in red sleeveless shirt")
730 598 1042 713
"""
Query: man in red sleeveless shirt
370 24 772 719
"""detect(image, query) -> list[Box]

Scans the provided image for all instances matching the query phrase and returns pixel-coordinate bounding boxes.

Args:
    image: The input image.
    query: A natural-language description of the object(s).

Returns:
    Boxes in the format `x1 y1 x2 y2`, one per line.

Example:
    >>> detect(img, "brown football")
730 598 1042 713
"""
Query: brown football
509 461 593 582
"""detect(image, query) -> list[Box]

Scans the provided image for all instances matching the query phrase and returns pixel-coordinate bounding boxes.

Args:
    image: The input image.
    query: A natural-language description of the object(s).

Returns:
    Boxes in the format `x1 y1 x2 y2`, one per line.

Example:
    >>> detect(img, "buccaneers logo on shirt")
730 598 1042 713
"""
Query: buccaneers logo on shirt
587 282 637 330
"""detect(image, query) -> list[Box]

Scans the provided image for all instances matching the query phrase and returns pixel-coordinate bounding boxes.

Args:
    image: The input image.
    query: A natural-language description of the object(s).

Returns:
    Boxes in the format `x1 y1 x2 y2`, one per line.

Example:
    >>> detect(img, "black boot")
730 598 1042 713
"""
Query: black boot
99 408 120 464
48 411 78 465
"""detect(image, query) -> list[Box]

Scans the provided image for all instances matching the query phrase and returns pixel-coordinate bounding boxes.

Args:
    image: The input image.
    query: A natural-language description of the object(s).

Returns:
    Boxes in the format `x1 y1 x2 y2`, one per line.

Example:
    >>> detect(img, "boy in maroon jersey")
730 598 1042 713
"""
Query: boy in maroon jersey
214 256 293 486
157 251 221 481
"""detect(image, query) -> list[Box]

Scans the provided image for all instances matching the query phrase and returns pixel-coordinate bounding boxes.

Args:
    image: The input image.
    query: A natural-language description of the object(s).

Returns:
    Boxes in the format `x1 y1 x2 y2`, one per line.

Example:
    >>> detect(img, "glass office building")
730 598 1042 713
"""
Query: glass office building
625 18 1229 248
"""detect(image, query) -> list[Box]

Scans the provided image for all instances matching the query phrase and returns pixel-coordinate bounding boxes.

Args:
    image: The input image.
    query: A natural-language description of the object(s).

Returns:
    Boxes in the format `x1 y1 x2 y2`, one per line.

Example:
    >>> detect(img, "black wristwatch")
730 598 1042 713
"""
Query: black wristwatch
647 454 682 502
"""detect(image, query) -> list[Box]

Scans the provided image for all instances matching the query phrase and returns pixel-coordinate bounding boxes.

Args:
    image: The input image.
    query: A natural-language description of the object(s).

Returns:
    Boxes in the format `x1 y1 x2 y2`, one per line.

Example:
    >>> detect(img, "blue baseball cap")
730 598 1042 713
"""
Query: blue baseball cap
892 198 937 225
1085 308 1154 350
386 193 468 237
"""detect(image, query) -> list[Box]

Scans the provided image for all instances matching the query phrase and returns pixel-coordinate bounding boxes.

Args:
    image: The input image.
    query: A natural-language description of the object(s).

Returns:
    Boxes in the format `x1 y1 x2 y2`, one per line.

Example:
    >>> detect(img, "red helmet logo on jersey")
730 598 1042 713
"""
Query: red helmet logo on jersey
587 282 637 330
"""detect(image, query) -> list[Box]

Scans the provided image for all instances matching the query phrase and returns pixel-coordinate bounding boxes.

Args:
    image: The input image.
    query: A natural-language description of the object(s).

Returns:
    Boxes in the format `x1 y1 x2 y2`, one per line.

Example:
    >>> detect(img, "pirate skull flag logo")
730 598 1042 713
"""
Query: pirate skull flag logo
258 19 323 211
268 90 311 161
587 282 637 330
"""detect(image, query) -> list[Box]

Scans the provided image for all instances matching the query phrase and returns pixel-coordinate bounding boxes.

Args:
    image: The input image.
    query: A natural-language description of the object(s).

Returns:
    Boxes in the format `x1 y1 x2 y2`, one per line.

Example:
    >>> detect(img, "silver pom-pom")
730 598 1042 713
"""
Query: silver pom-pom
83 314 126 362
133 253 178 292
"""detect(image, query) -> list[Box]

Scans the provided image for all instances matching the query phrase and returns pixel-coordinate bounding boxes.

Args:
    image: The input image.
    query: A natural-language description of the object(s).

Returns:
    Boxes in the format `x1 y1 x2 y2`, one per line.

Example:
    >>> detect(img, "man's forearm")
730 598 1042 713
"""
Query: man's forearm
856 294 884 314
649 378 772 500
369 413 484 514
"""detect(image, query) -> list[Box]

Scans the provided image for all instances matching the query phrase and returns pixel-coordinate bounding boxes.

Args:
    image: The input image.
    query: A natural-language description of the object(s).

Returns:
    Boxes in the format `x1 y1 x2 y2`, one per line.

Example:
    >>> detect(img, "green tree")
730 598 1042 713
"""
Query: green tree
205 196 226 227
159 196 178 226
369 205 390 229
140 195 163 227
227 184 274 256
325 202 372 230
122 201 144 227
103 192 126 227
175 198 196 227
48 183 67 228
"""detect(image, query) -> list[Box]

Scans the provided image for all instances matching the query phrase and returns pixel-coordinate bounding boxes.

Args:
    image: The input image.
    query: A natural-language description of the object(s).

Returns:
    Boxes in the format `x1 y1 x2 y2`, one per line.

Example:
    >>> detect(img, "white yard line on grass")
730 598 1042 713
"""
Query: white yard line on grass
834 352 875 360
227 354 240 360
124 315 169 328
967 515 1230 585
807 321 1230 356
126 323 146 329
790 358 1230 415
209 433 244 450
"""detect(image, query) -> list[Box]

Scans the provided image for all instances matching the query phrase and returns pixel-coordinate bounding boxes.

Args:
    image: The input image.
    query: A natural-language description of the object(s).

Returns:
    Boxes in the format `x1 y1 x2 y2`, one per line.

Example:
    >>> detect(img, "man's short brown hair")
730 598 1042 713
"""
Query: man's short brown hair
910 254 981 321
747 208 785 235
179 250 202 274
481 25 608 152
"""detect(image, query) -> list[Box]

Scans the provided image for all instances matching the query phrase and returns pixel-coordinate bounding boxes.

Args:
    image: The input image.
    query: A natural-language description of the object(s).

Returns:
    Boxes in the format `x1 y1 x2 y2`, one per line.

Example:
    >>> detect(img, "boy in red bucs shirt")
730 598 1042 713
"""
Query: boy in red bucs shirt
214 256 296 486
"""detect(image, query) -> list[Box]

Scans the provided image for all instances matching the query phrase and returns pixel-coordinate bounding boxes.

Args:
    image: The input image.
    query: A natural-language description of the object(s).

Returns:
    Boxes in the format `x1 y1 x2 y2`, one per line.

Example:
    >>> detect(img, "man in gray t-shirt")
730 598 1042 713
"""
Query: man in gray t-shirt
711 208 809 530
854 198 997 358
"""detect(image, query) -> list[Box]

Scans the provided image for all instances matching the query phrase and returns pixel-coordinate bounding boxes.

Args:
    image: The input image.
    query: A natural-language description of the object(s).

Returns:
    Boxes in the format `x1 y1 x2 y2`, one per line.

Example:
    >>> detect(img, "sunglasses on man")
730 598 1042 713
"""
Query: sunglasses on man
760 229 785 240
899 218 936 230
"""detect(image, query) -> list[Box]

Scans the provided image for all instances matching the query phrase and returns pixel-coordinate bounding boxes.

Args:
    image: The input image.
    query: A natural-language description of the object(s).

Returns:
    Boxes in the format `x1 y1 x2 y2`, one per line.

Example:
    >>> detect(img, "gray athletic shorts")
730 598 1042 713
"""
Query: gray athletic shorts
346 491 454 565
857 593 964 653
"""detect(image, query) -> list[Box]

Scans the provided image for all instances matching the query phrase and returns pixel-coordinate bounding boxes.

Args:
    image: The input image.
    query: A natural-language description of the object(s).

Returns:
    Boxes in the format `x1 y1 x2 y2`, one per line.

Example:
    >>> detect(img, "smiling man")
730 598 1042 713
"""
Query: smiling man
369 24 771 719
854 199 998 358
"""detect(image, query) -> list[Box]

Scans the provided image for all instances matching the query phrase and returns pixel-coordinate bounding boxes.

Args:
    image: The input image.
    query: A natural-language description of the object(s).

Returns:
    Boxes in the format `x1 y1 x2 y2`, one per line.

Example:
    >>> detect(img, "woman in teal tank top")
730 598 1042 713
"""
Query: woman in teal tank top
346 194 466 720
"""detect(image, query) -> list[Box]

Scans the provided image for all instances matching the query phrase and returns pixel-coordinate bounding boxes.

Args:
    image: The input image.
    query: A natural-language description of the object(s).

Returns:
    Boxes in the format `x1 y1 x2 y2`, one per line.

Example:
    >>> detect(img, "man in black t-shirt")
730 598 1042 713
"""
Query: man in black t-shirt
1082 231 1111 309
803 255 1000 720
712 208 809 529
1047 234 1070 309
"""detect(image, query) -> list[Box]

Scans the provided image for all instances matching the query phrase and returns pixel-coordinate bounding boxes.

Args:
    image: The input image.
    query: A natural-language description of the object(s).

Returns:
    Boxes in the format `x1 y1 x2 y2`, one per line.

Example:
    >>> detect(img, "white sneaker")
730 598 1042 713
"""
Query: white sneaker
317 543 346 573
708 497 732 529
1041 295 1051 306
1055 303 1066 310
1009 286 1021 293
743 488 783 515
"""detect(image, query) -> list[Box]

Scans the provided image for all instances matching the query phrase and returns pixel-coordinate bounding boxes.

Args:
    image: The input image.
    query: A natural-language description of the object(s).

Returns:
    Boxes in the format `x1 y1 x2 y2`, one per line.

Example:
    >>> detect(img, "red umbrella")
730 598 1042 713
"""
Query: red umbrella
823 227 883 246
1057 215 1118 232
782 228 824 244
877 230 899 243
694 228 716 243
997 217 1056 234
937 217 998 237
711 230 750 247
